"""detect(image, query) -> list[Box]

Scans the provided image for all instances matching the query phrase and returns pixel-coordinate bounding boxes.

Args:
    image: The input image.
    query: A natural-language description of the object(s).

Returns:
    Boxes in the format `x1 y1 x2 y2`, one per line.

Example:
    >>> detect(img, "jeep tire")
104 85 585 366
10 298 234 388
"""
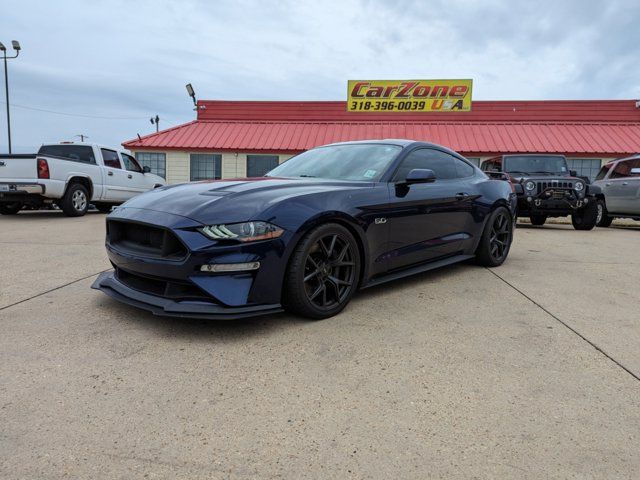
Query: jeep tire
529 214 547 226
571 200 598 230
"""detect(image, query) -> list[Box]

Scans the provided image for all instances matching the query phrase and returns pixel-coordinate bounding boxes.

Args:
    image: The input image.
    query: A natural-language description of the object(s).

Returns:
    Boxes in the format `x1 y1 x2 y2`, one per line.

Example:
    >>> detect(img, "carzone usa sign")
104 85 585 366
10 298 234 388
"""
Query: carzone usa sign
347 79 472 112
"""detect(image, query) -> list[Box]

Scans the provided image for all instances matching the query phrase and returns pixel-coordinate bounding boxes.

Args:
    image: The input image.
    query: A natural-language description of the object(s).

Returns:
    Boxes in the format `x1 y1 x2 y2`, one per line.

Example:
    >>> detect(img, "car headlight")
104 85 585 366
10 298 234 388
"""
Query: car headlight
200 221 284 242
574 181 584 191
525 181 536 191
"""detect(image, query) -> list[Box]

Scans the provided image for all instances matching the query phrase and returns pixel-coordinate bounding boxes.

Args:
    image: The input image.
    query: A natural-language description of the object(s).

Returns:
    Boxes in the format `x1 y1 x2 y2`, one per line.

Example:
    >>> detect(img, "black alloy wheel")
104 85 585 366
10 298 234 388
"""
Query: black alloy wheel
284 223 360 319
475 206 513 267
303 233 356 309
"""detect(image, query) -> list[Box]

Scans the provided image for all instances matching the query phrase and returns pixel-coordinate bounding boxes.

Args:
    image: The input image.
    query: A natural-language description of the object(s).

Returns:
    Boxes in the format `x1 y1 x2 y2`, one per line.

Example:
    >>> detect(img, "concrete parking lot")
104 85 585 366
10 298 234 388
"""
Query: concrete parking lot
1 212 639 479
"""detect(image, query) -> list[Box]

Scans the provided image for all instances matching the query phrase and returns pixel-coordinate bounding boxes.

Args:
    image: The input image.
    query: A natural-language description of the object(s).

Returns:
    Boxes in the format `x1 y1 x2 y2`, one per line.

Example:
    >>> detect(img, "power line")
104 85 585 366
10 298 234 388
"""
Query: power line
0 101 149 120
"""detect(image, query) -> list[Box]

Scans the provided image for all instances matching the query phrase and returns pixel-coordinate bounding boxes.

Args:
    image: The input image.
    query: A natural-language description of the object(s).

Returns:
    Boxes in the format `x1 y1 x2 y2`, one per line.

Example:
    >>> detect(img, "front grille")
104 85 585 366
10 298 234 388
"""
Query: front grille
107 220 187 260
536 181 573 195
116 267 214 302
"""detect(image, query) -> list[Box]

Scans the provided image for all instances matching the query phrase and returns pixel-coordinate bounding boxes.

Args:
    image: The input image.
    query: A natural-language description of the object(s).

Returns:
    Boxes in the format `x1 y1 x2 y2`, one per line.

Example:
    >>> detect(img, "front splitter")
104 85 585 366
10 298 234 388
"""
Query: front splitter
91 271 283 320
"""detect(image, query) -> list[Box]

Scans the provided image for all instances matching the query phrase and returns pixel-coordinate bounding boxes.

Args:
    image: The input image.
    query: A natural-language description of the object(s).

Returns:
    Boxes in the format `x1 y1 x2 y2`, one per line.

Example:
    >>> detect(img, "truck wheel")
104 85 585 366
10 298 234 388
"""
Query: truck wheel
571 201 598 230
529 214 547 226
475 206 513 267
0 202 23 215
596 200 613 227
60 183 89 217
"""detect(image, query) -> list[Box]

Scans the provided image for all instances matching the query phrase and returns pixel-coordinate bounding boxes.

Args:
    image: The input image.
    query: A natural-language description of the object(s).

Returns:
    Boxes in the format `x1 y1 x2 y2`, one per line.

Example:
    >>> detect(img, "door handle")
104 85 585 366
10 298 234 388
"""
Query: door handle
107 171 113 176
127 174 133 179
605 182 611 186
455 192 470 200
622 182 629 186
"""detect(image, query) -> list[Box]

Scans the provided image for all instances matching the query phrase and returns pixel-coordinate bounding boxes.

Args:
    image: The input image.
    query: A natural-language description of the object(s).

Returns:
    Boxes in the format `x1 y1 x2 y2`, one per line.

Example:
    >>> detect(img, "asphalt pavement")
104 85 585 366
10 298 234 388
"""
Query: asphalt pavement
1 211 639 479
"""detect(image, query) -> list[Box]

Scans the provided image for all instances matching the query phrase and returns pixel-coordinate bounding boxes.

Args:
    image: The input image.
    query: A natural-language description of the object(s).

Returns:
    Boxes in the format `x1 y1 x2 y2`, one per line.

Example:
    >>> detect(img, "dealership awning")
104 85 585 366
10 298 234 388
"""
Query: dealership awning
123 100 640 156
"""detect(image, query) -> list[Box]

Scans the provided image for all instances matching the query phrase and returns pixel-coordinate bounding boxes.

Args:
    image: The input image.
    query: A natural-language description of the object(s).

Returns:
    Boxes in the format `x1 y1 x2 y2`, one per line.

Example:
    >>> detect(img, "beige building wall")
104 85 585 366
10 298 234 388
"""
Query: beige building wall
132 150 296 184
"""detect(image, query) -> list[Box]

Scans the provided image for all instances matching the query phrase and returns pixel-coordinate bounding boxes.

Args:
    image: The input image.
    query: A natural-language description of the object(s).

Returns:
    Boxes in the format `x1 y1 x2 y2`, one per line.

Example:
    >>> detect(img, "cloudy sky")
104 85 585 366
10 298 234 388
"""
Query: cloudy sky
1 0 638 152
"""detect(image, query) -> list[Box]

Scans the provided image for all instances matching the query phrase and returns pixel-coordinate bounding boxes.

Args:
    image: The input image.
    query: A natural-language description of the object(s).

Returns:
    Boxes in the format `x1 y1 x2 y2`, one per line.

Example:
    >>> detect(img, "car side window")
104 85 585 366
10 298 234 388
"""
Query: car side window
595 163 612 181
392 149 471 182
481 158 502 172
101 149 121 169
631 158 640 176
610 160 632 179
121 153 143 173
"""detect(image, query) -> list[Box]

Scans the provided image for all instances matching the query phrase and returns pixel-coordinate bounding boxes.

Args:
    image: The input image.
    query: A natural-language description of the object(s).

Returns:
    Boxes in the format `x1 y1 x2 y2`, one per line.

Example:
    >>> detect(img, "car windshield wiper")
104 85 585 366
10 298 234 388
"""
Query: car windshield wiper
298 174 317 178
529 171 559 175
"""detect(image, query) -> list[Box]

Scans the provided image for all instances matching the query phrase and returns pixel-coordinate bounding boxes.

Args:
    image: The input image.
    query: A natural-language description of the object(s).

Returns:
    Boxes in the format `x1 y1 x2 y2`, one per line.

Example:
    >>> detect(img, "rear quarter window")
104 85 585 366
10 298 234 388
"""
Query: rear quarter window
37 145 96 164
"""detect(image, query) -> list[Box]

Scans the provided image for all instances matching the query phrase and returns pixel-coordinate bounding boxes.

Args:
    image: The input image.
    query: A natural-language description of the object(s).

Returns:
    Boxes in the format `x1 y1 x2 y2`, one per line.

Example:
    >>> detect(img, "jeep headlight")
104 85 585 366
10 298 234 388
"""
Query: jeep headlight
574 181 584 192
525 181 536 191
200 221 284 242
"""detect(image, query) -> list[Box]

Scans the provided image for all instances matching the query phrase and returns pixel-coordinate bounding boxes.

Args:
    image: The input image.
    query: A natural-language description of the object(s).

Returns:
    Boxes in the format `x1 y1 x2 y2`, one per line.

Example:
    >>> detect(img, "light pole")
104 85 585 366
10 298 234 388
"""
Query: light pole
150 115 160 132
0 40 20 154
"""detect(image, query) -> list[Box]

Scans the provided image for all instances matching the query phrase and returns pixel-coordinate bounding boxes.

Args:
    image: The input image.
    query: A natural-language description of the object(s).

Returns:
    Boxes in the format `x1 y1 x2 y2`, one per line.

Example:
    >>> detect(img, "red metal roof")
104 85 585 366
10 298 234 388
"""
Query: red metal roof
124 100 640 156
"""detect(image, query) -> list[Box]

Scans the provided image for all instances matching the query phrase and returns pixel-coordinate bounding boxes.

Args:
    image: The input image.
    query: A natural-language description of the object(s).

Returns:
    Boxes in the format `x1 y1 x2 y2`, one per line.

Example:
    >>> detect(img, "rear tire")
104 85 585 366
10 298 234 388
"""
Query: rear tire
475 206 513 267
283 223 360 320
596 200 613 227
529 214 547 226
60 183 89 217
571 200 598 230
0 202 23 215
94 203 113 214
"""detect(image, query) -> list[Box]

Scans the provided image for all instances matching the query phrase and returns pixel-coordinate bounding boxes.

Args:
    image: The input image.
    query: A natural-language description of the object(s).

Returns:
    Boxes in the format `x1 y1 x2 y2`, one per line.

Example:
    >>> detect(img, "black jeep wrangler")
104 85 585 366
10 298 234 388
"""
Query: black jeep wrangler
481 154 601 230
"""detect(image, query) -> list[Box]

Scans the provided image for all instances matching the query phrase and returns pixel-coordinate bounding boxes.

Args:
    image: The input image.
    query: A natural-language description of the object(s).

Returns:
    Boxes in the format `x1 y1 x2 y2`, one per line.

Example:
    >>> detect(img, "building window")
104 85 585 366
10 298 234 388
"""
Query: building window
465 157 481 167
136 152 166 179
567 158 602 182
247 155 279 177
190 154 221 181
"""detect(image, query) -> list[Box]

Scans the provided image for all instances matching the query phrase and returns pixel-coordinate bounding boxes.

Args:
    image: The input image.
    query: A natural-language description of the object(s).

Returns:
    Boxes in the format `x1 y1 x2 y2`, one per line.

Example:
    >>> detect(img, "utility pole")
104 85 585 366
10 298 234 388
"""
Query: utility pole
150 115 160 132
0 40 21 154
74 134 89 142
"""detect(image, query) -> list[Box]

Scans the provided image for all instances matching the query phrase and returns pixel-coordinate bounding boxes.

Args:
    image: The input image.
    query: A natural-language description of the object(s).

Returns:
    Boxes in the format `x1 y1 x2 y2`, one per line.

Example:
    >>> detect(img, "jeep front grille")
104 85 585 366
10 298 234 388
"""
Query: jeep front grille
536 181 573 195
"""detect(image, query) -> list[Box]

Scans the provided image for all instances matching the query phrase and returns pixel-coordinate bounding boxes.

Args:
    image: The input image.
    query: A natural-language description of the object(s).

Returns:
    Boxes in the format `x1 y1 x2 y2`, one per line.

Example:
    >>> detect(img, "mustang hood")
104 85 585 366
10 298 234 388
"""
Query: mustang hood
118 177 372 224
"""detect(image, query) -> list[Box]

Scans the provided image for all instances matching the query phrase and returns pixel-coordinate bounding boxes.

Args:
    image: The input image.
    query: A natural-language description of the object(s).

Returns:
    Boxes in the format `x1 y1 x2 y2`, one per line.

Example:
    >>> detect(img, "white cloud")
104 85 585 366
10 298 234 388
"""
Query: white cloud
0 0 638 151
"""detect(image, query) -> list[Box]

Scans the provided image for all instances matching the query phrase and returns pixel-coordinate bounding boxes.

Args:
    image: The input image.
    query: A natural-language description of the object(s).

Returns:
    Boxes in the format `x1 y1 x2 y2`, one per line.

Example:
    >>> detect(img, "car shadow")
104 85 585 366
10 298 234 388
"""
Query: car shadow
94 262 469 340
95 295 304 342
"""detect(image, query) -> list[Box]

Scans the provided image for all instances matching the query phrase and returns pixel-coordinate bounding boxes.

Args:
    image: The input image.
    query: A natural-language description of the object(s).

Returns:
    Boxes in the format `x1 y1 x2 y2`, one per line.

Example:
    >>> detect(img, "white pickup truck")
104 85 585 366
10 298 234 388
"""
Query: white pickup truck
0 142 165 216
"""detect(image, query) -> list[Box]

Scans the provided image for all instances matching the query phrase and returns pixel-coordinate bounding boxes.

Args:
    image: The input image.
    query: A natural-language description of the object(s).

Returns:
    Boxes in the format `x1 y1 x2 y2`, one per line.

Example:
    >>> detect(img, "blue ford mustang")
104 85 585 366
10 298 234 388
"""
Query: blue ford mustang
92 140 516 320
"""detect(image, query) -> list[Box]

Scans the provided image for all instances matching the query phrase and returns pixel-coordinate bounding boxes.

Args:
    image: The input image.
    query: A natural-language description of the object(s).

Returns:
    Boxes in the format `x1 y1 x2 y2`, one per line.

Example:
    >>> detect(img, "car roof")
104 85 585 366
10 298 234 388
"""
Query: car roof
322 139 449 149
605 154 640 164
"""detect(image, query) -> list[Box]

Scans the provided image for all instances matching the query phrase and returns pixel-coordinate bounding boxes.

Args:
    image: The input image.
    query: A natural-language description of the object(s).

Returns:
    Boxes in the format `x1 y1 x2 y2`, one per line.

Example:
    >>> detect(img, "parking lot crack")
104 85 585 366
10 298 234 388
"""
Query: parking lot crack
485 267 640 383
0 269 110 312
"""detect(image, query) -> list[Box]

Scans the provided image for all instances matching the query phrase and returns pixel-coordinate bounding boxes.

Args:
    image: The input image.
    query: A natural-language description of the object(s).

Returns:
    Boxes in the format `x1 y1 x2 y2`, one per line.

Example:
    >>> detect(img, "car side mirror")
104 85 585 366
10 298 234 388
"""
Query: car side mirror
403 168 436 185
142 165 151 173
630 168 640 175
569 170 578 177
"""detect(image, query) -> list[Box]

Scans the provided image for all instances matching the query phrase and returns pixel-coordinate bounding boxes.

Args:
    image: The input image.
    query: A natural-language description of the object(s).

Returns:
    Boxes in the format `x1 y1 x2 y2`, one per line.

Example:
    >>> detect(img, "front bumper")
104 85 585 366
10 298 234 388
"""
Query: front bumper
91 271 283 320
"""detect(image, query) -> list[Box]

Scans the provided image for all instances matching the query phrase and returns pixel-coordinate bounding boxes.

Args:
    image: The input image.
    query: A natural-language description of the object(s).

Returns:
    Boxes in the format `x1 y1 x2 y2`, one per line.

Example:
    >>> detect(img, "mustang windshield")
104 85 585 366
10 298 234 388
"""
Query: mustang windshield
504 156 568 175
266 144 402 181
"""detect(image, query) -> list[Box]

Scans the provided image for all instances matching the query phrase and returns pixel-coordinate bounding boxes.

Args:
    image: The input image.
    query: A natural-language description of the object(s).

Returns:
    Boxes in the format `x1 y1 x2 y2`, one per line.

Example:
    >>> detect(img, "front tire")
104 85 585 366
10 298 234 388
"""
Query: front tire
596 200 613 227
284 223 360 320
571 200 598 230
0 202 23 215
475 206 513 267
529 214 547 226
60 183 89 217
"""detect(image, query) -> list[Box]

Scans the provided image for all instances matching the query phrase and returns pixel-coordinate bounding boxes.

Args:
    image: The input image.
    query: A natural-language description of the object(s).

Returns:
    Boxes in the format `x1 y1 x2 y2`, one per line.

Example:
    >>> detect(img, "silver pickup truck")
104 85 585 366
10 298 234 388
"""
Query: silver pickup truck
0 142 165 216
